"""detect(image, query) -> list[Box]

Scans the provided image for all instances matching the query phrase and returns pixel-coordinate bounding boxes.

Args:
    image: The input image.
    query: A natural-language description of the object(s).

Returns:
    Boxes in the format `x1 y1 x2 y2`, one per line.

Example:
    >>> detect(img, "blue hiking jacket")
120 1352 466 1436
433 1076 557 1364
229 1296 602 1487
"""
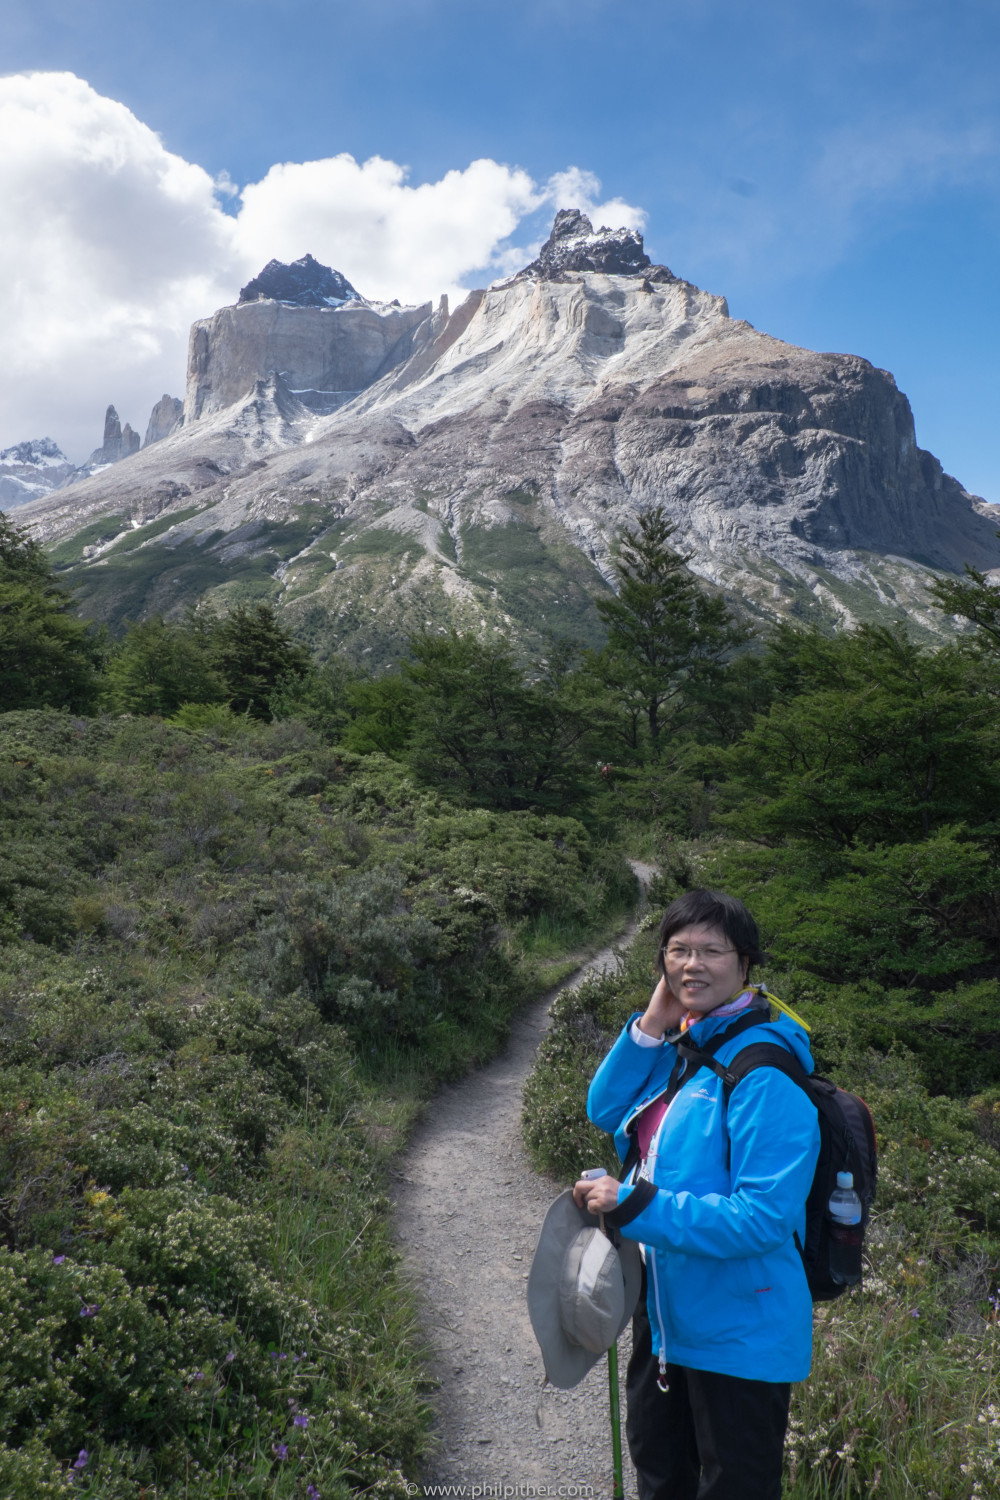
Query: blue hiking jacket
588 1005 821 1382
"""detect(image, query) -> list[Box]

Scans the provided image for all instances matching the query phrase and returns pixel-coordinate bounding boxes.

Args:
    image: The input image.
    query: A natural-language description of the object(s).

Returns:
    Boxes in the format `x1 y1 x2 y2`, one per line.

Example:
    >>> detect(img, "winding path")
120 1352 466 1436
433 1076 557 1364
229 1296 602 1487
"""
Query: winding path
394 872 655 1498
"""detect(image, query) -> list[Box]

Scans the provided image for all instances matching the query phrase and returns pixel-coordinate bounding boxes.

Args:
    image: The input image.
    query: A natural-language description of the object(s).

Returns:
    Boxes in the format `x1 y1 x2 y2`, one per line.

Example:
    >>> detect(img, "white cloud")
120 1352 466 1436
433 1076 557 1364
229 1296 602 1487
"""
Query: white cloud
0 72 240 462
545 166 647 233
234 154 542 305
0 72 645 462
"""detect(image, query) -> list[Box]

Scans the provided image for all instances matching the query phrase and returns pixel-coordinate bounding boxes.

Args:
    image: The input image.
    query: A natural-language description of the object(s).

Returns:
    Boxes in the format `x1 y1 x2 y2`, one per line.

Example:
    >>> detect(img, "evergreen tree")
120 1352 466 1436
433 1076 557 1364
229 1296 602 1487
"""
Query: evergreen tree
929 563 1000 651
591 506 743 754
722 625 1000 849
405 631 593 811
103 616 227 717
0 513 102 710
209 603 311 719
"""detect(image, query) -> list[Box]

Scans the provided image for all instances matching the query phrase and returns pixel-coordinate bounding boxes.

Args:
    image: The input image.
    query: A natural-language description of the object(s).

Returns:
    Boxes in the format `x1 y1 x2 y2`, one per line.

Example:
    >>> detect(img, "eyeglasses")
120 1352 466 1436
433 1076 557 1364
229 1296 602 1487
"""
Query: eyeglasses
662 944 737 964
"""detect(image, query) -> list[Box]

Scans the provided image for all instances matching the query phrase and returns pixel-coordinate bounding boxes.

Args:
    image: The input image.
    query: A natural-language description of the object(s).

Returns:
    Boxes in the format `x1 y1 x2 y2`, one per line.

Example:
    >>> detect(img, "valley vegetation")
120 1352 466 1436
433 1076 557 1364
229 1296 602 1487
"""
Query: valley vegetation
1 507 999 1495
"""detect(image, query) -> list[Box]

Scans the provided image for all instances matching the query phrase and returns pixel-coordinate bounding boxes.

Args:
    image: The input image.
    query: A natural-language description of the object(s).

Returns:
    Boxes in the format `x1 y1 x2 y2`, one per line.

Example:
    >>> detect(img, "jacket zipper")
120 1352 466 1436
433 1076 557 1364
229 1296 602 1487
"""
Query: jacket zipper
642 1108 672 1391
648 1250 670 1391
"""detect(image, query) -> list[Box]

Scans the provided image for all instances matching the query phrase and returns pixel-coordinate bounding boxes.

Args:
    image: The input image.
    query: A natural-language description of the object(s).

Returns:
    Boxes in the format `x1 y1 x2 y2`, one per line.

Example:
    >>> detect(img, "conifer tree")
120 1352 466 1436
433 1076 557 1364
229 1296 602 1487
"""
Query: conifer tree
209 602 311 719
592 506 742 753
0 513 102 710
929 564 1000 651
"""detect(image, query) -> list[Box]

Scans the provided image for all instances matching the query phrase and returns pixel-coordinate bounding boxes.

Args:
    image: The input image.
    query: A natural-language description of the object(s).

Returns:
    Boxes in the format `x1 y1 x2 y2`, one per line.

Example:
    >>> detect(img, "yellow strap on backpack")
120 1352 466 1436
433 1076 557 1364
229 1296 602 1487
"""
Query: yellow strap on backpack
756 982 812 1034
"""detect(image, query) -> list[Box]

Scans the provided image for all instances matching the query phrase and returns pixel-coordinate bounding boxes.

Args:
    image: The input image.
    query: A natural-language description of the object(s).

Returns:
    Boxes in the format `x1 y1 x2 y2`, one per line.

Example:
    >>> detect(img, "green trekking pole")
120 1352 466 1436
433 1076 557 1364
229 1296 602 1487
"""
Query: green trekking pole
600 1211 626 1500
607 1339 625 1500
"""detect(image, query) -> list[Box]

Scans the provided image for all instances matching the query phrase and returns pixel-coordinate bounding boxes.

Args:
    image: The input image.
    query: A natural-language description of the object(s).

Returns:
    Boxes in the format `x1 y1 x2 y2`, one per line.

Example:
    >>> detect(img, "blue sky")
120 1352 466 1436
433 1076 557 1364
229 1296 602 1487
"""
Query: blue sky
3 0 999 498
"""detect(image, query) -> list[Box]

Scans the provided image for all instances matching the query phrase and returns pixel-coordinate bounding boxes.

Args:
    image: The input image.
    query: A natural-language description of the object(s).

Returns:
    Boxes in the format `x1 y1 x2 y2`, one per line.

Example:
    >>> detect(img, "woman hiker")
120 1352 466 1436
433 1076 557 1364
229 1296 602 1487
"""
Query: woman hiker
573 889 820 1500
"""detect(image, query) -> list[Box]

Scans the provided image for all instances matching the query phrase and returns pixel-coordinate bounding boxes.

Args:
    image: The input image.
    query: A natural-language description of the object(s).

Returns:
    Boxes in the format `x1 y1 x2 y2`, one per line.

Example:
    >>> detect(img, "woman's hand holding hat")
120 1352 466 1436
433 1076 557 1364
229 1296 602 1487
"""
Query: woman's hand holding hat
572 1173 621 1215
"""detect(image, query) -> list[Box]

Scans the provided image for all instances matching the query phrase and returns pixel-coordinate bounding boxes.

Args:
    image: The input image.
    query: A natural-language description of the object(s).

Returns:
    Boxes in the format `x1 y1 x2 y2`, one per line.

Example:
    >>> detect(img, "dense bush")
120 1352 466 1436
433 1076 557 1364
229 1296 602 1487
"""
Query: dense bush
0 707 634 1494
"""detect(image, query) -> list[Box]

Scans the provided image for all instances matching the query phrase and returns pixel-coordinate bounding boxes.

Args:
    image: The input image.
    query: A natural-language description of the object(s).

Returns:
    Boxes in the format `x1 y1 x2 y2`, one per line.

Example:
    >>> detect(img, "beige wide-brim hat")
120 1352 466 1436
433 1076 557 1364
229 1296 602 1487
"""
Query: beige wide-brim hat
527 1189 642 1390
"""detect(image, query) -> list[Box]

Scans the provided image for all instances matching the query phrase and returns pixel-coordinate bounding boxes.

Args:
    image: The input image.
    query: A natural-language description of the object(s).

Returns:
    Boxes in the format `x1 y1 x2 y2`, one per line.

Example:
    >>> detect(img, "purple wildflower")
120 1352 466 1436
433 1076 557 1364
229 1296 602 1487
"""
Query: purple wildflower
192 1371 204 1381
306 1487 320 1499
909 1308 920 1319
79 1304 99 1318
52 1255 66 1265
271 1443 288 1461
72 1450 89 1470
293 1412 309 1429
225 1351 236 1363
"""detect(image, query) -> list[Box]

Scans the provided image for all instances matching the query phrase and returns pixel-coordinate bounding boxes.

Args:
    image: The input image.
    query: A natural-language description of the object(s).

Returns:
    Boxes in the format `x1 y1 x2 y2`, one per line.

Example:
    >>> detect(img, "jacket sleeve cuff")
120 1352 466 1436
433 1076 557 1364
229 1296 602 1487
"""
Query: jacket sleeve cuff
629 1019 665 1048
604 1179 657 1229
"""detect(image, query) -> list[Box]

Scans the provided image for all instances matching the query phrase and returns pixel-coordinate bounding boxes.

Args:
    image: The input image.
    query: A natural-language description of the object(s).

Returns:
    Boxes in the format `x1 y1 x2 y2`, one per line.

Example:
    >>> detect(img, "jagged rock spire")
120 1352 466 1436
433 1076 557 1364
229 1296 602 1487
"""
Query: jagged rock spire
238 254 363 308
513 208 674 282
88 405 139 465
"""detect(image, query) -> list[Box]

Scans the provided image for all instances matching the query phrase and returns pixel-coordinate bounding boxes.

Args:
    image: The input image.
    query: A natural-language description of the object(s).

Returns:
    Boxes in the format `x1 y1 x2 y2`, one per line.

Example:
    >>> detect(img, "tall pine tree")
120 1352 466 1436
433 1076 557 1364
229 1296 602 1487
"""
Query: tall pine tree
592 506 743 754
0 514 102 710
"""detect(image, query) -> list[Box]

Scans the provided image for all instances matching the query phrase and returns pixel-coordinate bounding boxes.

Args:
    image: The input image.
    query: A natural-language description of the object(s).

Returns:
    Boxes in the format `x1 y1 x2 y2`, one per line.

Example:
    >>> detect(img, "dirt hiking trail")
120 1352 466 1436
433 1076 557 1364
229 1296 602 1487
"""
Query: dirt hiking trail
394 870 655 1498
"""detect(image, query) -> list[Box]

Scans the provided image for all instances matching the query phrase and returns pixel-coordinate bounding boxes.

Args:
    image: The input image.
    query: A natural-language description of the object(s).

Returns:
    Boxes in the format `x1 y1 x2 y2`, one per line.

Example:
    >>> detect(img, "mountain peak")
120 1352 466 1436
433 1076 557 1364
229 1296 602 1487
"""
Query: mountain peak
0 436 69 468
513 208 672 282
238 254 363 308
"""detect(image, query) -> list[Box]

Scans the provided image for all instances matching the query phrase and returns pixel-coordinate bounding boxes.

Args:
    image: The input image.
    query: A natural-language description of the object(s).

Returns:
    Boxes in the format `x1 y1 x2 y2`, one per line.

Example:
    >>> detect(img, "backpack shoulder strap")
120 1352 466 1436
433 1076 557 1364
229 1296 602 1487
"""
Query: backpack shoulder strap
676 1035 810 1102
718 1041 810 1102
672 1006 771 1069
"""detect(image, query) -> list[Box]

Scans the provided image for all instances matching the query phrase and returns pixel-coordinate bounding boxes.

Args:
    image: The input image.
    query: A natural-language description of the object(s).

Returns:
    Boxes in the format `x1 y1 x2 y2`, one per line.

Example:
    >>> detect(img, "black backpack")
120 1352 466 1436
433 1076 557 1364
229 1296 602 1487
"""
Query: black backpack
674 1008 878 1302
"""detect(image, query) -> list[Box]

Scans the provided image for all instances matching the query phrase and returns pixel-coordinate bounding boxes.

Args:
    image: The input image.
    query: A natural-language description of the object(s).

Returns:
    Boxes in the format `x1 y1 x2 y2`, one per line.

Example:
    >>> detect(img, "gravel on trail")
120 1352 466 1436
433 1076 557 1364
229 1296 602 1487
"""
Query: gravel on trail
393 875 656 1499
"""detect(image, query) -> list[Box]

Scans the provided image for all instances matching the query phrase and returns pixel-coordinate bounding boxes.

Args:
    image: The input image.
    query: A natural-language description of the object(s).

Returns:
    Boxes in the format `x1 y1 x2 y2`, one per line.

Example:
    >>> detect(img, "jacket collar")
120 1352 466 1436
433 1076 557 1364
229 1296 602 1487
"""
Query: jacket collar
682 992 767 1046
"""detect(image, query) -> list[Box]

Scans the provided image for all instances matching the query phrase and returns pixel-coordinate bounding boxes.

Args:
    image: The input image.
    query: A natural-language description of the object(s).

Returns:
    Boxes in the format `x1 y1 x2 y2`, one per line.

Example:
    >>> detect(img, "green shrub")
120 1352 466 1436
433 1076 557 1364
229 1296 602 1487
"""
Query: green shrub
0 706 634 1492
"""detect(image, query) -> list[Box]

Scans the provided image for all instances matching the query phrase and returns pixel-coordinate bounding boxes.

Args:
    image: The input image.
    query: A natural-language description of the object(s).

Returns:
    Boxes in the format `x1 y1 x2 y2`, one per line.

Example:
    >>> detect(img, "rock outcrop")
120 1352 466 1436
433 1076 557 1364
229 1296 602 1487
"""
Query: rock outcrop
17 213 1000 653
238 254 362 308
143 395 184 447
511 208 672 282
88 405 140 466
183 256 432 421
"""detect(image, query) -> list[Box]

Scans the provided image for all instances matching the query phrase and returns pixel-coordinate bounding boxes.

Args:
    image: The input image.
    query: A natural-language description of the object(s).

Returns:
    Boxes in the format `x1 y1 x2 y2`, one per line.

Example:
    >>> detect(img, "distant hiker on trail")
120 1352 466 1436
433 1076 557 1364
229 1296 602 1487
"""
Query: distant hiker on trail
573 889 821 1500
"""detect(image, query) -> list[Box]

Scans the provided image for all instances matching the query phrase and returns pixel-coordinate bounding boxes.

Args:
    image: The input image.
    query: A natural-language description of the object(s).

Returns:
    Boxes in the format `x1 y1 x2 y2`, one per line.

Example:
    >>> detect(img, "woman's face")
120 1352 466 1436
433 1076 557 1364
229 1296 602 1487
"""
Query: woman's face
662 922 748 1014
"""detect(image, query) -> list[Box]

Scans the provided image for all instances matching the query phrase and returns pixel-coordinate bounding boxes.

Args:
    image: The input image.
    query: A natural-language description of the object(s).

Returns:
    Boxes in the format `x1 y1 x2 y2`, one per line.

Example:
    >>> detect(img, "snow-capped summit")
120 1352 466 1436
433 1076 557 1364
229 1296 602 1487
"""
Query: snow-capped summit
0 438 77 509
1 437 71 470
238 254 364 309
511 208 673 282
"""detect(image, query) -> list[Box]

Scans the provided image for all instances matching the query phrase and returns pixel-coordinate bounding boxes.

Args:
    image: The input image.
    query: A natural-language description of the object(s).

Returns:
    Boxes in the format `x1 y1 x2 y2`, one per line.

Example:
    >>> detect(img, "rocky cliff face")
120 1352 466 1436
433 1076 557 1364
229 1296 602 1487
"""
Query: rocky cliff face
143 395 184 447
17 214 1000 653
511 207 671 282
183 255 432 421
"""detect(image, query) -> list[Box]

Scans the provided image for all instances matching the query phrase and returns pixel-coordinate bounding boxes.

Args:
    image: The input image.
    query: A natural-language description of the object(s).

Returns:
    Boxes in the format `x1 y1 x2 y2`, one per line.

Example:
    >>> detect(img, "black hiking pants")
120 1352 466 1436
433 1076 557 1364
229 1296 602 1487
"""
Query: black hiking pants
625 1273 791 1500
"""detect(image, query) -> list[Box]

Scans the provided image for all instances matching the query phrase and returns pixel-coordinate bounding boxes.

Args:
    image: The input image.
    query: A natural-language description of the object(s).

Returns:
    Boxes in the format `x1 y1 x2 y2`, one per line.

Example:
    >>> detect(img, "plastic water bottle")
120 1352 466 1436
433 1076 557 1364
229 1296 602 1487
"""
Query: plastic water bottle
828 1170 863 1285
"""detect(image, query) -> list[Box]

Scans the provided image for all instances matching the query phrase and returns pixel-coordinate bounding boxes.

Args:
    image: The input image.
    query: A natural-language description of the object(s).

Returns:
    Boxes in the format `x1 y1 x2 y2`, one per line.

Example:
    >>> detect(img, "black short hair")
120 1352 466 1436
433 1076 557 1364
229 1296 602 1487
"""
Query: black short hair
655 889 768 980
